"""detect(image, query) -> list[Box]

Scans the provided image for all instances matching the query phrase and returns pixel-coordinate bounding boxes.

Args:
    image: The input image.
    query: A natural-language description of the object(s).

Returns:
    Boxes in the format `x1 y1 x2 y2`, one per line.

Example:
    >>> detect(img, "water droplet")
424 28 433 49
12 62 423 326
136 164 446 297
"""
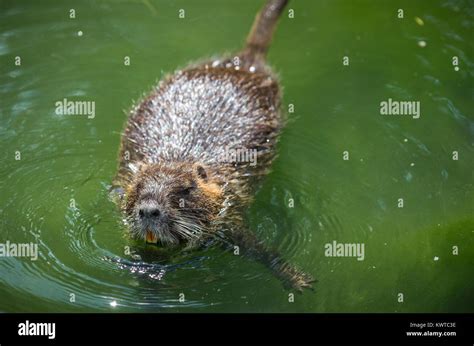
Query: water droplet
441 169 448 180
414 17 424 26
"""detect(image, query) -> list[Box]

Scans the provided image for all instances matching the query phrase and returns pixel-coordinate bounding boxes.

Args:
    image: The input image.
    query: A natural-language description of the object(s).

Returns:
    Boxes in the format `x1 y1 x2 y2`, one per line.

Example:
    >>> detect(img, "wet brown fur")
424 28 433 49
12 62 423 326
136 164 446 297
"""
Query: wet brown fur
113 0 314 291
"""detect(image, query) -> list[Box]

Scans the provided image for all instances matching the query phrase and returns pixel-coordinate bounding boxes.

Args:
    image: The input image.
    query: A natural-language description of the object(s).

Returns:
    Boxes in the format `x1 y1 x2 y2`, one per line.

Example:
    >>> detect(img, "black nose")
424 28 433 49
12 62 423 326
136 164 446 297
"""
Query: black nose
139 206 161 218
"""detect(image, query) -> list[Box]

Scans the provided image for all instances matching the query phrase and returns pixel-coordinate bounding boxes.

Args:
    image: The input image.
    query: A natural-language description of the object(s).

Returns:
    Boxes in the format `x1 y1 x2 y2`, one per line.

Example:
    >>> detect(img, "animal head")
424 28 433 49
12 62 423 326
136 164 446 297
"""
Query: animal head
124 162 224 247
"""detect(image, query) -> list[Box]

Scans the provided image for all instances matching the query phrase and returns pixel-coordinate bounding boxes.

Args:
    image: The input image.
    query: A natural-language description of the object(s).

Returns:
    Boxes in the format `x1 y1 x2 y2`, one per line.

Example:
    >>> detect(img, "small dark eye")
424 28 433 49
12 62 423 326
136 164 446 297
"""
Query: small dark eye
179 186 194 196
196 165 207 180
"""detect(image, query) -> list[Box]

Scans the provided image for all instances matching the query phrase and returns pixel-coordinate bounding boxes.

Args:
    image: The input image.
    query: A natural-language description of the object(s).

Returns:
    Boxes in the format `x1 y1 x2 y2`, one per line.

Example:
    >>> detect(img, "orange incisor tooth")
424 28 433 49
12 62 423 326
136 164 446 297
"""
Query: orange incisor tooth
146 231 157 243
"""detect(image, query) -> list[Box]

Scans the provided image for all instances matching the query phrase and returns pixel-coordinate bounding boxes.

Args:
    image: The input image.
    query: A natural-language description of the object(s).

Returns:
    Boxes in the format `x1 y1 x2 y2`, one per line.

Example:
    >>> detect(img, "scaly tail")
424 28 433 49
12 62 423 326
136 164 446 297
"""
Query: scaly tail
240 0 289 64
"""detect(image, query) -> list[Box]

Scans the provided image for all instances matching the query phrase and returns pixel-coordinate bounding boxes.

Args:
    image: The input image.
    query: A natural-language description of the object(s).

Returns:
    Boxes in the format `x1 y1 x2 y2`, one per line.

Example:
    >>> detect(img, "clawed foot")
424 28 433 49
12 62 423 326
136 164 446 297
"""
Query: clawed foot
277 264 316 293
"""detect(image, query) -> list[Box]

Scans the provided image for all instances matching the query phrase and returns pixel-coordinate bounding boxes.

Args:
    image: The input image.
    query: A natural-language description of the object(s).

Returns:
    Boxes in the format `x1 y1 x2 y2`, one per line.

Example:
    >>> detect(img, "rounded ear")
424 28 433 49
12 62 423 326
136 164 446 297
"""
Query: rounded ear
196 165 208 180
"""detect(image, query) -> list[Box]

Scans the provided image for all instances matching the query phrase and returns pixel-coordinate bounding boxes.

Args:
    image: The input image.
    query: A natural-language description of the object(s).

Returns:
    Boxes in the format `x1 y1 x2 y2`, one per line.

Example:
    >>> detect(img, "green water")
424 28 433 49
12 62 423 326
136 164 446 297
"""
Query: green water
0 0 473 312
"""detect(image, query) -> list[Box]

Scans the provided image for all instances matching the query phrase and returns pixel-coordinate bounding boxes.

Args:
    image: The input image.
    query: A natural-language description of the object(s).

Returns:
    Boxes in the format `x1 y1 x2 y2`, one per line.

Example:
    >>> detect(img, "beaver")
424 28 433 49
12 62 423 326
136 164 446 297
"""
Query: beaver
113 0 314 291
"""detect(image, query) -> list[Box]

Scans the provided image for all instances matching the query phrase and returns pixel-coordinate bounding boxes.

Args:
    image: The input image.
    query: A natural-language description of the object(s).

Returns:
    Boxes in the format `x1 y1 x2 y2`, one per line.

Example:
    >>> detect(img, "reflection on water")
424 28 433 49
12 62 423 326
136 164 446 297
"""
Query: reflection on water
0 0 473 312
